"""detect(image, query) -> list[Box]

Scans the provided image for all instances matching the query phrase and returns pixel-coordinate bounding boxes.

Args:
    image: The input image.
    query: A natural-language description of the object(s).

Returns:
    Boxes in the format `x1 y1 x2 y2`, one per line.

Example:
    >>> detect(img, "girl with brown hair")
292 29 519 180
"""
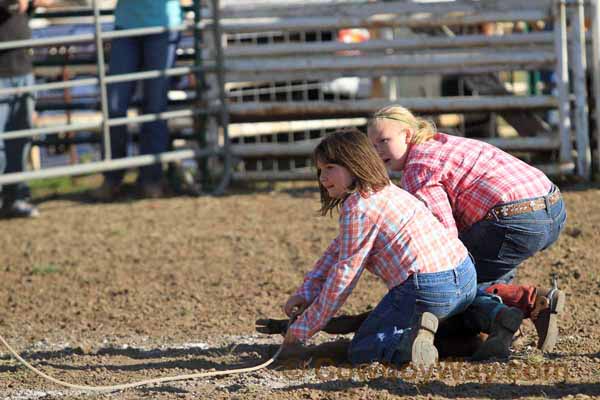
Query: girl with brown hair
281 128 484 368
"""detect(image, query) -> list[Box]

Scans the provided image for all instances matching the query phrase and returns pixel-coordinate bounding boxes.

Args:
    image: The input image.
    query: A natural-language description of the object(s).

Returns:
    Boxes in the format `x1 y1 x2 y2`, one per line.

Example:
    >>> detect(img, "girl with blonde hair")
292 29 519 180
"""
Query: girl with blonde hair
368 104 567 358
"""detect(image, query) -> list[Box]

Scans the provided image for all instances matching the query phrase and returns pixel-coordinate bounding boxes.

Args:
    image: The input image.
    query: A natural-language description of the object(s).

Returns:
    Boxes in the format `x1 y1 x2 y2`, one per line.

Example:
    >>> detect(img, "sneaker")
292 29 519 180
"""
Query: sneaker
91 180 121 202
531 283 566 352
409 312 439 369
0 199 40 219
472 307 524 361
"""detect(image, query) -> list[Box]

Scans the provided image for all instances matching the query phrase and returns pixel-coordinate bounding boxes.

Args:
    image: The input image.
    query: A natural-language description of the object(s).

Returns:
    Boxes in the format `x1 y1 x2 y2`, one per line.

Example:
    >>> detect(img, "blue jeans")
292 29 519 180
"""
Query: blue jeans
454 186 567 334
0 74 34 204
103 29 179 185
459 185 567 285
348 256 477 366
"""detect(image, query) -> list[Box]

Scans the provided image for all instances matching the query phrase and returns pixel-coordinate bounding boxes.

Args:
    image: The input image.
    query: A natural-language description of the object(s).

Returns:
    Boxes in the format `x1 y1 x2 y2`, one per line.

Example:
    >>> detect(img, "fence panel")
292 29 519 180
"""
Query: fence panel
212 0 583 182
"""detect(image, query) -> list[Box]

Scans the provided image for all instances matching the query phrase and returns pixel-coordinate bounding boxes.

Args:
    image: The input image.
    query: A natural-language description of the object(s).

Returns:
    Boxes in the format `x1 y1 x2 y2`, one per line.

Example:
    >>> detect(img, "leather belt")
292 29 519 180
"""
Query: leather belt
484 190 561 221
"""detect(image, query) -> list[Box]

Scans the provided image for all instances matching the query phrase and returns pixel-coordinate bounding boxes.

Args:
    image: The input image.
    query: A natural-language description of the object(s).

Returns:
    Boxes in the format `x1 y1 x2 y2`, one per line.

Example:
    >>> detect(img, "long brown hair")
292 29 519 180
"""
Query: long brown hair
314 128 390 216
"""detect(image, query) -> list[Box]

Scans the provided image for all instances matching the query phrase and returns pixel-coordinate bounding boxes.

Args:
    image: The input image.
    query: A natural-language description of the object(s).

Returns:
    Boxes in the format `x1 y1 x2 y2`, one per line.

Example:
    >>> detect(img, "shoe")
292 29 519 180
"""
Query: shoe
409 312 439 369
472 307 524 361
138 183 164 199
91 180 121 202
0 199 39 219
531 283 566 352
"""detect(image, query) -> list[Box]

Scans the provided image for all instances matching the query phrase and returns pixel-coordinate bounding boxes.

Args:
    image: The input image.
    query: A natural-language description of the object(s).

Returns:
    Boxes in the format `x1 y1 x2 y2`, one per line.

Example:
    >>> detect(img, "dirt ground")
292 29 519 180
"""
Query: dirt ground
0 180 599 399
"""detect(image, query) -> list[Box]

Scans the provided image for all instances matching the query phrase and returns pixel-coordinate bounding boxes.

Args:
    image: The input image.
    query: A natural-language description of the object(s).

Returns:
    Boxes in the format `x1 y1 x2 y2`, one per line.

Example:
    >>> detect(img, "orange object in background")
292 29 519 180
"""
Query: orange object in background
336 28 370 57
337 28 370 44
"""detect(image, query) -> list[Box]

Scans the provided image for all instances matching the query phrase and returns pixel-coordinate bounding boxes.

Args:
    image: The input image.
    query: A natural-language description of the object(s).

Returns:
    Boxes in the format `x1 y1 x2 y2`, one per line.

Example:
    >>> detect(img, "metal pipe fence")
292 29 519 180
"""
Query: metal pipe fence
0 0 598 188
0 0 229 189
218 0 589 181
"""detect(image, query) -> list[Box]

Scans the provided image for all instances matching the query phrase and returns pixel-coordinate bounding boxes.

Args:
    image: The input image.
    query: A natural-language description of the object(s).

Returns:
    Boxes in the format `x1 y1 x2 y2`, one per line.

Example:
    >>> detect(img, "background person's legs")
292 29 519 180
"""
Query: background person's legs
101 34 141 190
0 74 37 218
136 31 179 190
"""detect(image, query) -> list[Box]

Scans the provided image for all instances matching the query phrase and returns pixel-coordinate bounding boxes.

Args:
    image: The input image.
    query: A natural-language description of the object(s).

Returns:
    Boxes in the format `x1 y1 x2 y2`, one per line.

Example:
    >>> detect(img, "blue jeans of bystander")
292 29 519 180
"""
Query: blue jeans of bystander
103 29 179 185
0 73 34 203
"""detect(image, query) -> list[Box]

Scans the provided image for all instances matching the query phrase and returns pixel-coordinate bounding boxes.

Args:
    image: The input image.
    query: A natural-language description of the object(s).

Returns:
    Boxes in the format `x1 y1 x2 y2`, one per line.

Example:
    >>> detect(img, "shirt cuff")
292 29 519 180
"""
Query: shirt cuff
288 320 311 343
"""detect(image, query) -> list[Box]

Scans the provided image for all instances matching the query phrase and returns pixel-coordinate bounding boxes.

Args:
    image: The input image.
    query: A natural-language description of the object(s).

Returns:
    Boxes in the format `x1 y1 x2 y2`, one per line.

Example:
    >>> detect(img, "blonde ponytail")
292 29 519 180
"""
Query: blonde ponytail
369 105 436 144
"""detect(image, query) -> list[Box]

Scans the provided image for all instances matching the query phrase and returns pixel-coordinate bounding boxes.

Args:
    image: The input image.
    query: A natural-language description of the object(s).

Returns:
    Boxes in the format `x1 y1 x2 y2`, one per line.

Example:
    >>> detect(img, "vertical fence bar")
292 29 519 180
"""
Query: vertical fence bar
569 0 591 179
554 0 573 164
193 0 208 186
92 0 111 160
211 0 231 194
592 0 600 176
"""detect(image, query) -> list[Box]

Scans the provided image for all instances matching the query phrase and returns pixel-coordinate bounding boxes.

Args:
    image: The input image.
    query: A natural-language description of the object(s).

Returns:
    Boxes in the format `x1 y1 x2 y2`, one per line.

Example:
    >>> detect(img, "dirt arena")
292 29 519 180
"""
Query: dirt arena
0 180 599 399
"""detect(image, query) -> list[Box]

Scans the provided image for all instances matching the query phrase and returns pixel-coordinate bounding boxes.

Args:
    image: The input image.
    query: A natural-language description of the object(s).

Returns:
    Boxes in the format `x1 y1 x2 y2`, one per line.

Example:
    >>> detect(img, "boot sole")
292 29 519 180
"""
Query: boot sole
411 312 439 369
538 290 566 352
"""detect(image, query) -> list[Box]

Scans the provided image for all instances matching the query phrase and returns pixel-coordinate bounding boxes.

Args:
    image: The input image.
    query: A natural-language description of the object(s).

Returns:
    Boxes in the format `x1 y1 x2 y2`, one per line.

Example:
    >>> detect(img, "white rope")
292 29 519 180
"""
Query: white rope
0 331 286 393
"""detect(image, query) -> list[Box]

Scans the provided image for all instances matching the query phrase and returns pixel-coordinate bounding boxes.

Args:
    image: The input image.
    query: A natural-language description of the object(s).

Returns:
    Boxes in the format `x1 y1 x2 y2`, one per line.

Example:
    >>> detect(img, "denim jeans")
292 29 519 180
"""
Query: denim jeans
450 186 567 334
103 29 179 185
348 256 477 366
459 185 567 285
0 74 34 204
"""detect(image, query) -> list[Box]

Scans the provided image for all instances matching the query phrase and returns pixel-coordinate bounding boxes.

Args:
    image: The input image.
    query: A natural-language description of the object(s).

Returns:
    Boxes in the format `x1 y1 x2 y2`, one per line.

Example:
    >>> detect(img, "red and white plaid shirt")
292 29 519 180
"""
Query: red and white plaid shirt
289 183 468 342
401 133 553 236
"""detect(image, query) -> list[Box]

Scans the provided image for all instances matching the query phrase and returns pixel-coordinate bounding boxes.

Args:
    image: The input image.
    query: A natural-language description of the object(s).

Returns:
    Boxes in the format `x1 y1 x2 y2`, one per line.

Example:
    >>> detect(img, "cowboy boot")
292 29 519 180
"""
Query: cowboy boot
485 280 565 352
407 312 439 369
485 283 536 316
472 307 524 361
530 281 566 352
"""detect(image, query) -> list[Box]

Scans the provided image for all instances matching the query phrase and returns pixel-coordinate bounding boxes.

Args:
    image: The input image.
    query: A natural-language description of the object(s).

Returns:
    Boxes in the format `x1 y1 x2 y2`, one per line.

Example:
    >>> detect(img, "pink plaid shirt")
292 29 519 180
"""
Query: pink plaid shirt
401 133 553 236
289 183 468 342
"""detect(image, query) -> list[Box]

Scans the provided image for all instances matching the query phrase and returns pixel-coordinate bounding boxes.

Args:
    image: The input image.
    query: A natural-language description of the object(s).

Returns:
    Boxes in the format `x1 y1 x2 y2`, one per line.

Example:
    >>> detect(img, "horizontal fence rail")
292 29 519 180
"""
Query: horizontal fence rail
1 109 209 141
220 32 557 57
0 148 218 186
227 96 559 122
231 135 561 159
231 163 576 183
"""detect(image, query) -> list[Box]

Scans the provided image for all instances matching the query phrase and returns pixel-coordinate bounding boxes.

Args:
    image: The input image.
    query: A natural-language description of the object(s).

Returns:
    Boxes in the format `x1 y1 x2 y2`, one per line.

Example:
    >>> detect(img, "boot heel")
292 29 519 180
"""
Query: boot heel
552 290 566 315
420 311 439 334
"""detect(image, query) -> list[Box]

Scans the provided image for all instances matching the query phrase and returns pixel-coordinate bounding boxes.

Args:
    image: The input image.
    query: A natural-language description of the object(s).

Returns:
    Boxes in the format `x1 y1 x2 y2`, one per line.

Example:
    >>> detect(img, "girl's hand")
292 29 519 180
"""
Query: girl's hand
283 295 307 318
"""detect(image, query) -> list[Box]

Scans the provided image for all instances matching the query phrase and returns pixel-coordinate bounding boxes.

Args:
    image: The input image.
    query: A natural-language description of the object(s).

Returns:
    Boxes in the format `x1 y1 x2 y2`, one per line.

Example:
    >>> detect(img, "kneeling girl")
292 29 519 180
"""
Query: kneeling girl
283 128 477 368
